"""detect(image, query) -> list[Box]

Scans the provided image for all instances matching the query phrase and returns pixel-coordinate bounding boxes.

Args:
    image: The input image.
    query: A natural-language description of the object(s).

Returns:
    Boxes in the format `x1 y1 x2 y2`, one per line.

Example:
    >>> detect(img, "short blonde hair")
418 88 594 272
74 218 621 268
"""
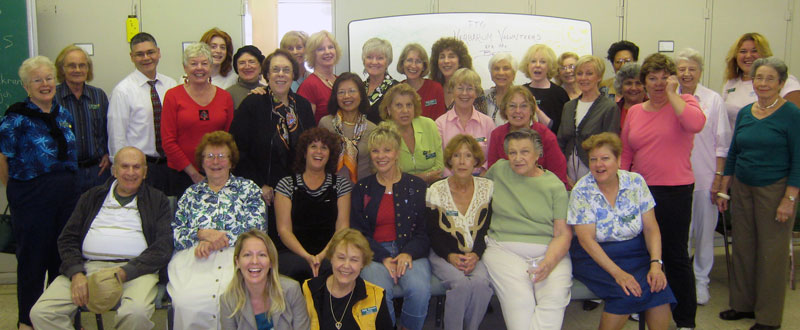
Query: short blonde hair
446 68 483 96
55 45 93 83
325 229 374 267
368 121 402 153
554 52 579 85
305 30 341 68
396 43 430 77
19 56 56 87
280 31 308 50
581 132 622 158
520 44 557 79
443 134 485 170
724 32 773 80
362 38 393 67
183 42 212 67
575 55 606 87
379 83 422 120
498 85 538 122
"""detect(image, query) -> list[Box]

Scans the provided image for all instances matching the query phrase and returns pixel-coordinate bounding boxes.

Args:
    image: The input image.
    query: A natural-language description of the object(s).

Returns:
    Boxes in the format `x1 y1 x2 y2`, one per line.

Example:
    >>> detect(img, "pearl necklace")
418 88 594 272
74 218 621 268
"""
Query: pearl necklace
757 97 779 110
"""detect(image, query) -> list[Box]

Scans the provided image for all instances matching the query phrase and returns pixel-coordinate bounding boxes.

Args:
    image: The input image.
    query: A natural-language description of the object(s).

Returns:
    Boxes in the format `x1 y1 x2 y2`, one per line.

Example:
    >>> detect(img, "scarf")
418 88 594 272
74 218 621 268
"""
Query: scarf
366 73 395 106
6 101 69 161
331 112 368 182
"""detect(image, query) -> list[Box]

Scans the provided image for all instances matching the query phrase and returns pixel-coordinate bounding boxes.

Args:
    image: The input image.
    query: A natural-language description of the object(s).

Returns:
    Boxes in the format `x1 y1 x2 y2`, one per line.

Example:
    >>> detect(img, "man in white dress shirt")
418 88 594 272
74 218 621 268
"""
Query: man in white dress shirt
29 147 173 329
108 32 177 193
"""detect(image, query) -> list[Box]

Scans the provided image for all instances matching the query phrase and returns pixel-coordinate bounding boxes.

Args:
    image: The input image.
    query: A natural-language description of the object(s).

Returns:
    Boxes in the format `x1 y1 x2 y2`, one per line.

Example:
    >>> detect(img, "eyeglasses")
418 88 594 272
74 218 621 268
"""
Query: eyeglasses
65 63 88 70
30 75 55 85
337 89 359 96
615 58 634 65
205 153 229 161
270 66 292 75
560 64 575 71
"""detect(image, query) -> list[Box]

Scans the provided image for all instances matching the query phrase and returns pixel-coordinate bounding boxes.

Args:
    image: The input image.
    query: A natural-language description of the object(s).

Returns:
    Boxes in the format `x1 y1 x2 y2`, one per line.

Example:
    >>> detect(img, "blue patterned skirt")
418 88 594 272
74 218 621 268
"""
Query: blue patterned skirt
570 234 676 314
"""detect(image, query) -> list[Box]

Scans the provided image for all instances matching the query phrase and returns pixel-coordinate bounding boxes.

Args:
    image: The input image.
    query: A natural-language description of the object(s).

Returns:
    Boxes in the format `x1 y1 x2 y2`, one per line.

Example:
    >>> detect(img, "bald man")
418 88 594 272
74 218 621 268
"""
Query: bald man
30 147 173 330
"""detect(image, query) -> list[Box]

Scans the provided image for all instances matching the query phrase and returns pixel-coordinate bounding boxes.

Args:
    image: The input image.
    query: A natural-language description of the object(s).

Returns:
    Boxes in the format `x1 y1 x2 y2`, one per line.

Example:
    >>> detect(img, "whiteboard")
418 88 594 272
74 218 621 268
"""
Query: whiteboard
348 13 593 90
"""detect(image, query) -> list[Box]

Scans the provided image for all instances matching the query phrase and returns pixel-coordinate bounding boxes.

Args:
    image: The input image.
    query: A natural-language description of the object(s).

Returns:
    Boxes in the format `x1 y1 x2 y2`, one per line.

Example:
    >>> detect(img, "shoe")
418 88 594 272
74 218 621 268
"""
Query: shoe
720 309 755 320
750 323 780 330
677 328 694 330
629 313 639 321
582 299 601 311
696 284 710 305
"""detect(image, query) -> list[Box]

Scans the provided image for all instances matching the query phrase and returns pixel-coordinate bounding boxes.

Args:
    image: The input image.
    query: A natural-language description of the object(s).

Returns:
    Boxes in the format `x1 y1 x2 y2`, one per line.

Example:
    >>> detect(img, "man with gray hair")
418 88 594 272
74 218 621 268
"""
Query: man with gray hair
108 32 177 193
30 146 173 329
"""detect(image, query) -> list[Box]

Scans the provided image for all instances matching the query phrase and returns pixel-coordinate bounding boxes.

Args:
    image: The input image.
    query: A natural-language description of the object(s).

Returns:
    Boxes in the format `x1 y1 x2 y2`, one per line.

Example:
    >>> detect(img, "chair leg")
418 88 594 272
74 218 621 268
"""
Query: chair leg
790 240 795 290
168 305 174 330
95 313 104 330
435 296 445 328
638 310 646 330
720 211 733 285
73 311 82 330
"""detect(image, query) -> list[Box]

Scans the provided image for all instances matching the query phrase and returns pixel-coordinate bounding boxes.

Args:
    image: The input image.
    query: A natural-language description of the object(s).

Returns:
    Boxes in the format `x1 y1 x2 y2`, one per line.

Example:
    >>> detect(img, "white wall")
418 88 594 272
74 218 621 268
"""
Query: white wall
335 0 799 94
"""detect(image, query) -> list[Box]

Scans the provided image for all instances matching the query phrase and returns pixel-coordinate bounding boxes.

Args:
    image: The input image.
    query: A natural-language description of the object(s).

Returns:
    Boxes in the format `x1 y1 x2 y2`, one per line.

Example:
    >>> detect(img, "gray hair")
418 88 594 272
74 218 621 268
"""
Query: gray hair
751 57 789 83
183 42 212 66
488 53 518 72
675 48 704 71
19 56 56 87
503 128 543 158
362 37 393 67
614 62 641 93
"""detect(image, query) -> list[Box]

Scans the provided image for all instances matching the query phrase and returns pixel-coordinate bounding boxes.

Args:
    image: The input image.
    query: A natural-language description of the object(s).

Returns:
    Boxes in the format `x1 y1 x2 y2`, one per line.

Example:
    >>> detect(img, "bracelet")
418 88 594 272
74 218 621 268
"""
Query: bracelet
786 195 797 202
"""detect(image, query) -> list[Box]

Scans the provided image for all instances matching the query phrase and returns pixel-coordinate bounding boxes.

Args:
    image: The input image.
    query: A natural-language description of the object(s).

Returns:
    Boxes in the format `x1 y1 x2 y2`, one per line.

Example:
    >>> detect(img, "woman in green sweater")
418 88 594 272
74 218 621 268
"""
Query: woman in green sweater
482 128 572 330
716 57 800 330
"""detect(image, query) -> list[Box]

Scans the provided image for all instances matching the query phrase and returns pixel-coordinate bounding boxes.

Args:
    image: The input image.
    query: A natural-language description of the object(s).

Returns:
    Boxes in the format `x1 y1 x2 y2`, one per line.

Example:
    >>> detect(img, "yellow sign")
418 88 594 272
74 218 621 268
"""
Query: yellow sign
126 16 140 42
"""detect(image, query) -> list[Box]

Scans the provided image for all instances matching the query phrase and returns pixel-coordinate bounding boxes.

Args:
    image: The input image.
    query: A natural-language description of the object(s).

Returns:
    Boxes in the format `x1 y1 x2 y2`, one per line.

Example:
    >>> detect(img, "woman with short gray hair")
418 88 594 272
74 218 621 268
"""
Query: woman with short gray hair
486 53 518 126
614 63 645 128
362 37 399 123
716 56 800 330
161 42 235 196
674 48 731 305
483 127 573 330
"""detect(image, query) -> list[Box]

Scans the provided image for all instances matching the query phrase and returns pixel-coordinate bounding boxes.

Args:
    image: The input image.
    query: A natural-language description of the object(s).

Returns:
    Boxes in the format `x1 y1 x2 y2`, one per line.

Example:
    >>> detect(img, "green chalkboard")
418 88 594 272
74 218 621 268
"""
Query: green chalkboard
0 0 31 117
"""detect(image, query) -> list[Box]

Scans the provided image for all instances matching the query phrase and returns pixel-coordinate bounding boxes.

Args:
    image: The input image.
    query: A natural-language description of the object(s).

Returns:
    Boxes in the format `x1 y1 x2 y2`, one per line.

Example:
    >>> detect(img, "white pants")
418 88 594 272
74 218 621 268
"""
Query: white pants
30 261 158 330
483 237 572 330
168 246 235 330
689 189 719 287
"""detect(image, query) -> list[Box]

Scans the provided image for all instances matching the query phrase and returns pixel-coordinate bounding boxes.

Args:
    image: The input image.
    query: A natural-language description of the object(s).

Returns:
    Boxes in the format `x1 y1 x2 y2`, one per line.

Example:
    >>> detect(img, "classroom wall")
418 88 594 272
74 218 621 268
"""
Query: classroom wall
334 0 799 94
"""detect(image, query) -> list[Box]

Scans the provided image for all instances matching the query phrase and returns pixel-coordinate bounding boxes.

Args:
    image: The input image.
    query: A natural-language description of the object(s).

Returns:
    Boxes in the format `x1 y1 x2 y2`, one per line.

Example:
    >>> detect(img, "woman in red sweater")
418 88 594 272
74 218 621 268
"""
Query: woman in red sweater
161 42 234 196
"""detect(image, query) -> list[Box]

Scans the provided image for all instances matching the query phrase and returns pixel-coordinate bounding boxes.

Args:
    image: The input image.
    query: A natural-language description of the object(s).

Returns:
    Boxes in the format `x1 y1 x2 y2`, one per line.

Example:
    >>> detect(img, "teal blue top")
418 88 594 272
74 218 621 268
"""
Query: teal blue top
724 102 800 187
254 312 273 330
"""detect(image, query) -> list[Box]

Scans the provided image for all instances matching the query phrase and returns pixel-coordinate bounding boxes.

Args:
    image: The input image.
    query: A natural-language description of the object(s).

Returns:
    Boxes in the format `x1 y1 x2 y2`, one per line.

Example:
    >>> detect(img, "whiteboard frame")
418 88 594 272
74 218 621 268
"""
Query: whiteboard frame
348 12 593 89
26 0 37 57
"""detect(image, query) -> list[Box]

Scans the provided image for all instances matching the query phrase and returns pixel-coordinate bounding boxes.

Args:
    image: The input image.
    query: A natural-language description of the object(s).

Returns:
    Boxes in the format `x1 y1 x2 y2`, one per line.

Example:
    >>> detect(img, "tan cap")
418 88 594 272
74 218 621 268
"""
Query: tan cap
87 268 123 314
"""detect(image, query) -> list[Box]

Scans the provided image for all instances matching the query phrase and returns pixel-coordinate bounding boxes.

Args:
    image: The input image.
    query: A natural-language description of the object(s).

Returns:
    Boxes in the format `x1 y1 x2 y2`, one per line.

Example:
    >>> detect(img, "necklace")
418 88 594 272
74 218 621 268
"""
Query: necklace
758 97 780 110
329 287 354 330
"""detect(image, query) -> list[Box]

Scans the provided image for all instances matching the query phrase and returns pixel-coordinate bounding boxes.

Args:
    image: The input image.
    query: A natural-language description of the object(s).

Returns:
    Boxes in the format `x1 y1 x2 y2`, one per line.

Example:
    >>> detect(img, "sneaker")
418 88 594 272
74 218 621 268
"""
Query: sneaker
629 313 639 321
696 284 710 305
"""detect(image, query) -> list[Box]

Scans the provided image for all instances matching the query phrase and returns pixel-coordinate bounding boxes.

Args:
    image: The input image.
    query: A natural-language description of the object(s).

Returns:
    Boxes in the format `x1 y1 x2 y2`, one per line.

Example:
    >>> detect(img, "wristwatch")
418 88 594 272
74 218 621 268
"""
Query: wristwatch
787 196 797 202
650 259 663 267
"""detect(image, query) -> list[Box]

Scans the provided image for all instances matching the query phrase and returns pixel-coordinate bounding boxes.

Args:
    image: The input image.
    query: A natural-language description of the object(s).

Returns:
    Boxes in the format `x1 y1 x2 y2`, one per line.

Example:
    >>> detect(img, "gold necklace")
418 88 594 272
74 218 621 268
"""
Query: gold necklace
329 286 354 330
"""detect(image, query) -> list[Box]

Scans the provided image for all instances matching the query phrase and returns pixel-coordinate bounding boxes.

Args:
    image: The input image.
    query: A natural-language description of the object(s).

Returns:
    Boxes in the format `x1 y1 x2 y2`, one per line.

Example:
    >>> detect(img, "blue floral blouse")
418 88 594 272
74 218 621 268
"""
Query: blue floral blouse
567 170 655 242
172 175 267 250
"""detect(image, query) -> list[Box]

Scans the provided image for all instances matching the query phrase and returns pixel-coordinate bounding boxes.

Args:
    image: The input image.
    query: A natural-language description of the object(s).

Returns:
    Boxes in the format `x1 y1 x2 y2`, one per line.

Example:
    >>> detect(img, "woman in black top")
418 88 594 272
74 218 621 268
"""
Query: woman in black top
520 44 570 134
230 49 316 247
274 128 352 281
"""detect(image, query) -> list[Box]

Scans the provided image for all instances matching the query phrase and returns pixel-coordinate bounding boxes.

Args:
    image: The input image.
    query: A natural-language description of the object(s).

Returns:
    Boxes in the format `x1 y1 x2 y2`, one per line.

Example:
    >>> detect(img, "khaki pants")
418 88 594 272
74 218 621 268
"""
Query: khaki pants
730 177 796 327
30 260 159 330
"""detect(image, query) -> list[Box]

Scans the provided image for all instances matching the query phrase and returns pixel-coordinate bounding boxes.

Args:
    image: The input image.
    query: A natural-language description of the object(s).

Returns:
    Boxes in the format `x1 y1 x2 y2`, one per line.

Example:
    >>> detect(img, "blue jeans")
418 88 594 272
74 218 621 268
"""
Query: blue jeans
360 241 431 330
75 163 111 195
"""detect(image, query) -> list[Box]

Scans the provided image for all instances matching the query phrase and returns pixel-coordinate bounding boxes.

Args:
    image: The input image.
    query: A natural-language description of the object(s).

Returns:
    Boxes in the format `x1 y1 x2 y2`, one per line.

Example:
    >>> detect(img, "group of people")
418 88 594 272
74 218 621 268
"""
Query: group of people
1 25 798 330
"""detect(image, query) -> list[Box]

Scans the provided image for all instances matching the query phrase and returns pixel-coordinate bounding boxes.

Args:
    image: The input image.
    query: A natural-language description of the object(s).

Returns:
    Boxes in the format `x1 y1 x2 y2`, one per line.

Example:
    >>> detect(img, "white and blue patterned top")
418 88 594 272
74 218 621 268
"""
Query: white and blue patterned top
173 175 267 250
567 170 655 242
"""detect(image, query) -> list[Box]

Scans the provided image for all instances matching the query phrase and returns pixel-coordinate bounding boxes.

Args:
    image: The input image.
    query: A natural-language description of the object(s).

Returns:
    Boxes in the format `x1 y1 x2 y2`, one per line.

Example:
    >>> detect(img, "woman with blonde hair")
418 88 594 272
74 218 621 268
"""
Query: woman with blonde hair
280 30 310 91
200 27 238 88
520 44 569 133
722 32 800 129
221 229 310 329
298 30 341 123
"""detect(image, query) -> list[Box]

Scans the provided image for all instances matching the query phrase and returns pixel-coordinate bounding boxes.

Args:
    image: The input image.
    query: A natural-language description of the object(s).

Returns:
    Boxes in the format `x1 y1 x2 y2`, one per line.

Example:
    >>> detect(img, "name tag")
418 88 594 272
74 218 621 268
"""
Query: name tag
423 151 436 159
475 137 486 142
361 306 378 315
726 88 736 93
89 104 101 110
536 99 542 105
425 99 438 106
59 121 72 129
445 210 458 216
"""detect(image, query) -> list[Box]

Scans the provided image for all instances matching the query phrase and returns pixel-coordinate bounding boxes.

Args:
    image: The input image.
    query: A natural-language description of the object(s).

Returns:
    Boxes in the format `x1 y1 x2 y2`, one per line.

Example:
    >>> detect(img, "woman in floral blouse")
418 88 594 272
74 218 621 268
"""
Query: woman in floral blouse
168 130 267 330
567 132 674 330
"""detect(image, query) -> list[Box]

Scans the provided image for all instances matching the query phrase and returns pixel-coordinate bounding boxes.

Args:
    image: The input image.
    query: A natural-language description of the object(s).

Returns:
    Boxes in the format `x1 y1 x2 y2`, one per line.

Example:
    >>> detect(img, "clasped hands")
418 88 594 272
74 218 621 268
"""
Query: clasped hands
195 228 230 258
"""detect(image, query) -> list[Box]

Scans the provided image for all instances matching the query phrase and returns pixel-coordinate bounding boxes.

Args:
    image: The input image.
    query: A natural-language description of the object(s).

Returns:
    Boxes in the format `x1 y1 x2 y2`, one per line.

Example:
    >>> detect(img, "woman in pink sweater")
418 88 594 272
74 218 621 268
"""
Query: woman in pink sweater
620 53 705 330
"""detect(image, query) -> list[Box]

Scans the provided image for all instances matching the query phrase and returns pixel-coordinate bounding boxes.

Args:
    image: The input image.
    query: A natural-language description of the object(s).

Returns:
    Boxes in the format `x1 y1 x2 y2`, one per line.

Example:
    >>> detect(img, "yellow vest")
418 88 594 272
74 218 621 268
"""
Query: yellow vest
303 279 385 330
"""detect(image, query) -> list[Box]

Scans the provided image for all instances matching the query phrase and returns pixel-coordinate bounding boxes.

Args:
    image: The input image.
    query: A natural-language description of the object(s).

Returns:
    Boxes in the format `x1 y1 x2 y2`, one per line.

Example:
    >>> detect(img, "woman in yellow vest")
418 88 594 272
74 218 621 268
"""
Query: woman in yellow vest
303 228 393 330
